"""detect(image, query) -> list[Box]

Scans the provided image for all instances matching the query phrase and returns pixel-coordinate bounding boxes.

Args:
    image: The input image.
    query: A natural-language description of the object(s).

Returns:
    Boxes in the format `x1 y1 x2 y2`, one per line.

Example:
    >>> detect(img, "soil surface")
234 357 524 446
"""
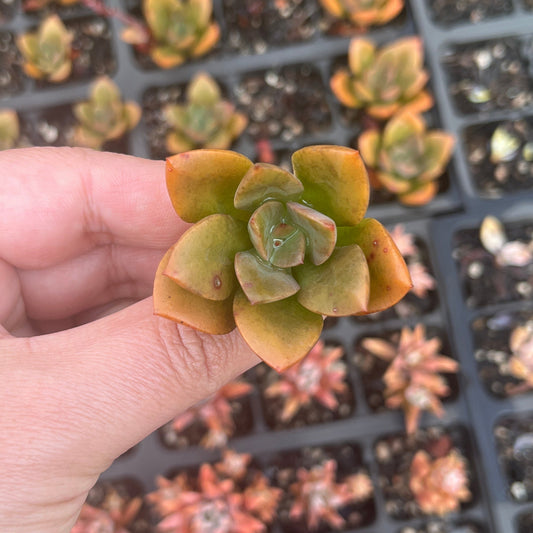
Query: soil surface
398 520 486 533
518 510 533 533
428 0 512 25
0 31 24 98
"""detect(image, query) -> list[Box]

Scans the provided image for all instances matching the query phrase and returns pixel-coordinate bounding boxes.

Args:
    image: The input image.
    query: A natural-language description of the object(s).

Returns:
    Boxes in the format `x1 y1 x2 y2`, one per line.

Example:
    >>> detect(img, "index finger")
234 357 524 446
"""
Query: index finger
0 147 187 270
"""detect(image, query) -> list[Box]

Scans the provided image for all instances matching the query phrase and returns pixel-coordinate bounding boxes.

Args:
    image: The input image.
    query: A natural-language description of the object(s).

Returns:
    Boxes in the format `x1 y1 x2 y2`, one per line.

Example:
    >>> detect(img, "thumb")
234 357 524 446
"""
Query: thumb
0 297 259 473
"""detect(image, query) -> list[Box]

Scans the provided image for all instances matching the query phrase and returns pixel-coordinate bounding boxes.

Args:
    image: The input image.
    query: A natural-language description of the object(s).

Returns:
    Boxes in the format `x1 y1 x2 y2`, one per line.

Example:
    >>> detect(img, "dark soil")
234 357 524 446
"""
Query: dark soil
524 0 533 9
353 326 458 413
442 36 533 115
464 118 533 197
494 413 533 502
86 477 154 533
158 394 254 449
471 309 533 398
398 520 487 533
235 63 331 141
518 510 533 533
428 0 512 25
267 443 376 532
222 0 320 54
0 0 18 22
374 426 476 520
0 31 24 98
256 343 355 431
452 220 533 308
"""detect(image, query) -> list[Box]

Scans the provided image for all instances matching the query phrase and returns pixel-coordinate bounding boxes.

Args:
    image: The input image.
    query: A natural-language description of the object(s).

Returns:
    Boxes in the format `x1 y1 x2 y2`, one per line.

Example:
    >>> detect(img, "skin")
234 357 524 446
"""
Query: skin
0 147 259 532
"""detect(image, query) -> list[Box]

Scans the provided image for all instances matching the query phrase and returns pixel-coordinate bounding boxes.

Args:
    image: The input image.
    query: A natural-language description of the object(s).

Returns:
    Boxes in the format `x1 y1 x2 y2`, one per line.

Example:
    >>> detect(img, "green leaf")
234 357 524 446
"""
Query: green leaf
153 247 236 334
337 218 412 314
294 245 369 316
235 250 300 304
187 71 221 106
269 224 306 268
233 290 323 372
287 202 336 265
247 200 285 261
166 149 253 223
234 163 304 211
292 145 369 227
164 214 250 301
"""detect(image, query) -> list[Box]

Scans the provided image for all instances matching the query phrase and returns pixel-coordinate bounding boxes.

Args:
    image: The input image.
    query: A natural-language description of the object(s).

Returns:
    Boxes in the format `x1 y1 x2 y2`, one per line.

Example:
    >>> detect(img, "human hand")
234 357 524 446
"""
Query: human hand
0 147 259 532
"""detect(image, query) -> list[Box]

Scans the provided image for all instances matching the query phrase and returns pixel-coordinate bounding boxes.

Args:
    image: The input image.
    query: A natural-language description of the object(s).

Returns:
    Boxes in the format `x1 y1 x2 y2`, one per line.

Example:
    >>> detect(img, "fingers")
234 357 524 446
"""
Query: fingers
0 147 186 270
0 298 260 477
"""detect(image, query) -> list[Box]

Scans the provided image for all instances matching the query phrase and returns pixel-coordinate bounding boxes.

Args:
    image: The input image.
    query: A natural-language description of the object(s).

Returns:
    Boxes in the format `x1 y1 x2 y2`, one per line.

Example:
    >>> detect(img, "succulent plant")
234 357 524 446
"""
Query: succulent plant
17 15 73 83
72 77 141 150
330 37 433 120
289 459 373 530
408 261 436 299
507 323 533 393
148 453 281 533
359 112 454 206
390 224 417 257
264 340 348 421
319 0 404 28
0 110 20 151
409 449 471 516
480 215 533 268
154 145 412 371
122 0 220 69
361 324 458 434
168 380 253 448
164 72 247 153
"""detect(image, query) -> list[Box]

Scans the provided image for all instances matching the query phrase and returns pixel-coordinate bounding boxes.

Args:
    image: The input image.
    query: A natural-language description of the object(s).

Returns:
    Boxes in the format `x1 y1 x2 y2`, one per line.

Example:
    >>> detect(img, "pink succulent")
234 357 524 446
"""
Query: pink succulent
408 261 436 298
71 496 141 533
390 224 417 258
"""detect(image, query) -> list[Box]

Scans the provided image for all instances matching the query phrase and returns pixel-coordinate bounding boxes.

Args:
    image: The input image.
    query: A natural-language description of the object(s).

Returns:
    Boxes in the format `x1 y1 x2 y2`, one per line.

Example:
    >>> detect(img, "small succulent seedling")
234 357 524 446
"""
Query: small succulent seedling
480 215 533 268
264 340 348 421
153 145 412 371
169 380 253 448
361 324 458 433
17 15 73 83
122 0 220 69
148 452 281 532
289 459 373 530
164 72 247 153
507 323 533 394
409 449 471 516
490 124 522 164
359 112 454 206
319 0 404 28
330 37 433 120
0 110 20 150
72 76 141 150
390 224 417 257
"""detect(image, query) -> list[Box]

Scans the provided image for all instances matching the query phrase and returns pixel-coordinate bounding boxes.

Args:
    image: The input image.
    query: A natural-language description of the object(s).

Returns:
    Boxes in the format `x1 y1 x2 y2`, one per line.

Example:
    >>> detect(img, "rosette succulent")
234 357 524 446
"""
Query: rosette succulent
164 72 247 153
359 112 455 206
0 109 20 150
319 0 404 28
154 145 411 371
73 77 141 150
330 37 433 120
17 15 73 83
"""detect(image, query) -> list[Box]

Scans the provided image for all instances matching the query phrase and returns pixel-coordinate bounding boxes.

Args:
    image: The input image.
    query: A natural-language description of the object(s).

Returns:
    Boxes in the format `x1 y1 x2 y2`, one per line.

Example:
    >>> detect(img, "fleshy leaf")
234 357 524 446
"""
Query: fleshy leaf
187 71 221 106
233 290 323 372
400 182 438 206
248 200 285 261
234 163 304 211
294 245 369 316
287 202 337 265
293 145 369 226
269 224 306 268
154 247 236 334
164 214 250 300
349 38 375 76
358 129 381 169
166 149 253 222
337 218 411 314
235 250 300 304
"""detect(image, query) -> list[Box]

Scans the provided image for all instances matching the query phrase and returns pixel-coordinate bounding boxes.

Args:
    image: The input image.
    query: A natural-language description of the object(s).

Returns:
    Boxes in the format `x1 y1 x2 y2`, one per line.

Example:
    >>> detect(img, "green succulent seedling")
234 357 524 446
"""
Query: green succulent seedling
17 15 73 83
153 145 412 371
123 0 220 69
359 112 454 206
0 110 20 150
164 72 247 154
331 36 433 120
72 77 141 150
320 0 404 28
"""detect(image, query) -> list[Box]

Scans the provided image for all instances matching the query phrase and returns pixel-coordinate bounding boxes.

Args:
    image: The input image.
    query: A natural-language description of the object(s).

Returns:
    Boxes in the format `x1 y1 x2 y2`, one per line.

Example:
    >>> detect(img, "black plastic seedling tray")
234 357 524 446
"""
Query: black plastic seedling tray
3 0 533 531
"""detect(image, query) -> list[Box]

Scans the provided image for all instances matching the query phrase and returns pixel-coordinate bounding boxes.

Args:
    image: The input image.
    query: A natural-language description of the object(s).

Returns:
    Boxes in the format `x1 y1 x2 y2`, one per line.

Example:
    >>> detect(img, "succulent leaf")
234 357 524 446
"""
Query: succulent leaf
293 145 369 226
164 214 249 300
166 149 253 222
338 218 412 313
247 200 286 261
319 0 404 27
154 247 236 334
0 110 20 150
234 163 304 211
294 244 370 316
235 250 300 304
233 290 323 372
268 225 306 268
